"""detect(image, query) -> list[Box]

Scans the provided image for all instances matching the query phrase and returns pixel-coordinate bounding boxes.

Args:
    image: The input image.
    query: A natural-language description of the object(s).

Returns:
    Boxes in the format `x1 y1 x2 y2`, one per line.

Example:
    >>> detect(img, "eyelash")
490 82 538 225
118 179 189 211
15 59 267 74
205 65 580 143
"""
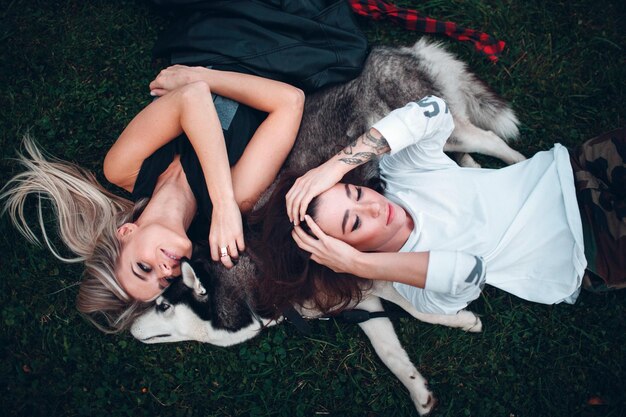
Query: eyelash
138 263 152 273
352 186 362 232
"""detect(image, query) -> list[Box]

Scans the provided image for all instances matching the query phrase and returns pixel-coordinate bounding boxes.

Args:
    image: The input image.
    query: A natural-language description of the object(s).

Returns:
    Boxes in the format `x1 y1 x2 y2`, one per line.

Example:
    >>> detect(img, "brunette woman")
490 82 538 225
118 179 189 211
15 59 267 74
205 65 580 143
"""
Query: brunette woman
255 96 624 316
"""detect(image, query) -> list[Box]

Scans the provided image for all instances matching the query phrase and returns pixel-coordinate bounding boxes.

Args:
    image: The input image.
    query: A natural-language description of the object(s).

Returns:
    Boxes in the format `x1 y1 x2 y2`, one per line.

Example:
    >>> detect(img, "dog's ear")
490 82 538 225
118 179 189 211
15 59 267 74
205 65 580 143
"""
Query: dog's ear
181 260 207 297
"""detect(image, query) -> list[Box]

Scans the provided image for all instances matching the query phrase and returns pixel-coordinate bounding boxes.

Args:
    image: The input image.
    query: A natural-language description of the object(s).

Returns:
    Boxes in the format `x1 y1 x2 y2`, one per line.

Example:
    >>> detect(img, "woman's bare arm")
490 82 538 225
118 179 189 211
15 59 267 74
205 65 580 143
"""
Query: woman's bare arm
286 127 390 224
104 81 244 265
286 96 454 225
149 65 305 212
105 67 304 265
293 215 485 294
105 66 303 191
291 214 428 287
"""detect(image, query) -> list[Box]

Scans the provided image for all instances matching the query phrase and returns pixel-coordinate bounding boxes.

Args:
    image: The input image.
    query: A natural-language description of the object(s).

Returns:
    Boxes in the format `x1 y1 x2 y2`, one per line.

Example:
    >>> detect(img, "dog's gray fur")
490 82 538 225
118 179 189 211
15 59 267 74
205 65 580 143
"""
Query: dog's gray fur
131 39 521 415
287 39 524 174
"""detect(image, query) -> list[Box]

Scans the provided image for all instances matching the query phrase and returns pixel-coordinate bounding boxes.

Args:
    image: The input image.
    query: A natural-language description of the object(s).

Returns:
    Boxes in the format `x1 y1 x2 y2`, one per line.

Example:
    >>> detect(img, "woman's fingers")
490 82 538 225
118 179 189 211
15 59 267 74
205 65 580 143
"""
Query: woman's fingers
235 234 246 254
216 241 238 269
303 215 326 239
298 196 312 225
209 240 219 262
210 234 243 268
148 79 159 91
291 216 327 252
226 241 238 260
294 180 312 223
286 175 317 225
291 227 317 253
293 216 359 275
286 179 305 224
286 162 343 225
219 233 245 268
292 226 343 271
209 202 245 269
291 229 305 250
227 234 245 259
149 74 169 92
149 65 197 95
149 89 168 97
219 248 235 269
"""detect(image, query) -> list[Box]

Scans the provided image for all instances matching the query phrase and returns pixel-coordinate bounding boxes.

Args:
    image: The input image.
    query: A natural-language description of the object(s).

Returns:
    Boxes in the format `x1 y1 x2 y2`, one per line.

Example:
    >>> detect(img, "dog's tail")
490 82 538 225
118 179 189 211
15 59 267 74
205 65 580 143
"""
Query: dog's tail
411 39 520 140
462 85 520 140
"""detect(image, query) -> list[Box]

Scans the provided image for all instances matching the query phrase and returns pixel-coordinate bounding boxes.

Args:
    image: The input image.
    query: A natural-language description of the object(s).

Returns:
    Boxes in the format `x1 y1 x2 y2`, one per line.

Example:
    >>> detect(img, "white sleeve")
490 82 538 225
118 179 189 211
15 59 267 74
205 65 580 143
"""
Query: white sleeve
424 251 486 295
392 251 486 315
371 96 454 155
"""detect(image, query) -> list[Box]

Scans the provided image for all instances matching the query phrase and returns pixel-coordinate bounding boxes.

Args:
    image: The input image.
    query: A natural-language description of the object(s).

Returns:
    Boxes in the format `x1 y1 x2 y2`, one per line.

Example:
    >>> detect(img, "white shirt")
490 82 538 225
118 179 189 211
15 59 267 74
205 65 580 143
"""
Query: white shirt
371 97 586 315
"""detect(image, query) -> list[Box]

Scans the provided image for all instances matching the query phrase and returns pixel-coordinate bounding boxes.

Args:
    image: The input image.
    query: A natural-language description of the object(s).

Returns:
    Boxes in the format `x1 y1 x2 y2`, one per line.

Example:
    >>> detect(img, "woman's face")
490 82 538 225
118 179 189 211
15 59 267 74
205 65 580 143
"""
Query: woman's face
116 222 193 301
313 183 413 252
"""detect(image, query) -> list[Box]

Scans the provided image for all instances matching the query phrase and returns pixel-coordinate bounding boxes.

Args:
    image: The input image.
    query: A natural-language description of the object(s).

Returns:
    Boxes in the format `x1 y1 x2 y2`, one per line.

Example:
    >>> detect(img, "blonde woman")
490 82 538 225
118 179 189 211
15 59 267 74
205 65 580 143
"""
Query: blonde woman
2 65 304 332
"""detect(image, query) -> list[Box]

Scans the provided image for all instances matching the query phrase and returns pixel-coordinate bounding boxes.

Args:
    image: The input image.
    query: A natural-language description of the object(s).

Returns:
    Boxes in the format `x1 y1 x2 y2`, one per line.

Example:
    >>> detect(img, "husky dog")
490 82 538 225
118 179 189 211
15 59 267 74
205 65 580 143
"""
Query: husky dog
131 39 521 415
131 252 481 415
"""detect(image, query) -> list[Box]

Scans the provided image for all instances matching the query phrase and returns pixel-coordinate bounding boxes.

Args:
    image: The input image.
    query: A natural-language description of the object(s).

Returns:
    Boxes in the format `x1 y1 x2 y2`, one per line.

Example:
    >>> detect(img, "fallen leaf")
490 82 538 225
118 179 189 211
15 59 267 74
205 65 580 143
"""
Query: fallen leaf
587 396 606 406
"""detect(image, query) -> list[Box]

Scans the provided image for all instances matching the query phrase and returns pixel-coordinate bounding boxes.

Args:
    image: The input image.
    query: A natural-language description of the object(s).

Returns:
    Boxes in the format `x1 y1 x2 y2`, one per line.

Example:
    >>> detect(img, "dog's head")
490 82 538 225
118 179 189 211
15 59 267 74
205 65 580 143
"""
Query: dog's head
130 257 212 344
130 253 274 346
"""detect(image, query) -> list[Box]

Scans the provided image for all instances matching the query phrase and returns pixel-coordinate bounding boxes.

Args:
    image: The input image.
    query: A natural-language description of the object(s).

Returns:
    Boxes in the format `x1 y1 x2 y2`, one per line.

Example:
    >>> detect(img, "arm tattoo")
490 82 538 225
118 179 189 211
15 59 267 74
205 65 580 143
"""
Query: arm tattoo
342 138 358 155
339 152 378 165
337 129 390 166
363 130 390 153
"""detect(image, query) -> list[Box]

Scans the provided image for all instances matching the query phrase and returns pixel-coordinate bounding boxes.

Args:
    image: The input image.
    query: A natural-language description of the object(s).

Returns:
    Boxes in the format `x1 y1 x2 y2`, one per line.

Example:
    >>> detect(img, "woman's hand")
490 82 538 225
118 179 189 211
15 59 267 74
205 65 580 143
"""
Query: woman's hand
286 162 345 225
286 128 391 225
149 65 211 96
291 215 360 274
209 198 245 269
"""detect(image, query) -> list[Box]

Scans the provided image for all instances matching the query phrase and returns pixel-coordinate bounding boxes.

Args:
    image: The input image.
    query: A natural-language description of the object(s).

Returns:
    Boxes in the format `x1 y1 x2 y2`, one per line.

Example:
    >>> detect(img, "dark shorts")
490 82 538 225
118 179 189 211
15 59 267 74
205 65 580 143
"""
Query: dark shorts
570 128 626 289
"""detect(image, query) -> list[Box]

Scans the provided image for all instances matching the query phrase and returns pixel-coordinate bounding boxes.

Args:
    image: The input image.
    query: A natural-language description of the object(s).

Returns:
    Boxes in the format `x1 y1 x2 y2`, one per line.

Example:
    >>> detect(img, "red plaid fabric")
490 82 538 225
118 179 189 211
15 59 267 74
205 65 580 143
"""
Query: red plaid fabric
348 0 506 62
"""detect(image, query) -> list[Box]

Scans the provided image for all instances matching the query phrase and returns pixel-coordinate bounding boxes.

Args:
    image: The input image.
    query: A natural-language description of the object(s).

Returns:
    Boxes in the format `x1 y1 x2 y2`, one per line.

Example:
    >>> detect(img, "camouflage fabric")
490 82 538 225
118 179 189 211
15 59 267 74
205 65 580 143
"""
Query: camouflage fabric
570 128 626 290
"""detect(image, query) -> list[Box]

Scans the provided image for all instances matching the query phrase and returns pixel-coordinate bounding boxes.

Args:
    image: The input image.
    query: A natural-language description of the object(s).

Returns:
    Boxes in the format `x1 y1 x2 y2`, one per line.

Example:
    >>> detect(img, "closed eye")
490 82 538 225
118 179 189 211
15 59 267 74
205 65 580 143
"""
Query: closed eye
350 186 363 232
138 262 152 273
351 216 361 232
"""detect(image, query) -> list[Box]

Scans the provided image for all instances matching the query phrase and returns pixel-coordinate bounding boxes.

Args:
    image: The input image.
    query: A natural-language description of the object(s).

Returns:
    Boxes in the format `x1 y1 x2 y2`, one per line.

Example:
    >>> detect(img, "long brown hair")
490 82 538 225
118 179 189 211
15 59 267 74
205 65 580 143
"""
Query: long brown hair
248 170 384 319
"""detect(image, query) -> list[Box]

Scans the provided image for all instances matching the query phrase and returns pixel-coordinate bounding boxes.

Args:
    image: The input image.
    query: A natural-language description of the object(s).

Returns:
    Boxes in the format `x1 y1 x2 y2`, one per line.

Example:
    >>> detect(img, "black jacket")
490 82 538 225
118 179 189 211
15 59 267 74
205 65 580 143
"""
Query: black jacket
152 0 368 92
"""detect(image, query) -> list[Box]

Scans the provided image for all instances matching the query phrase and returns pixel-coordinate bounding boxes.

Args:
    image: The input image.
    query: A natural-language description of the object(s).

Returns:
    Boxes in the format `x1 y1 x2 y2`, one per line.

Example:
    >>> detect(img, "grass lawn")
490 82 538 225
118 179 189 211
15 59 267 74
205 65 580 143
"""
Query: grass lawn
1 1 624 416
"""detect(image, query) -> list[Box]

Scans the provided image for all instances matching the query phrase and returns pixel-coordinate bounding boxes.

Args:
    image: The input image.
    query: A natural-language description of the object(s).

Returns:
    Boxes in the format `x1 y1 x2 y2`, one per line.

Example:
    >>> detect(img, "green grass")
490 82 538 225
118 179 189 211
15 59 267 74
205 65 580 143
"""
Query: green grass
1 1 625 416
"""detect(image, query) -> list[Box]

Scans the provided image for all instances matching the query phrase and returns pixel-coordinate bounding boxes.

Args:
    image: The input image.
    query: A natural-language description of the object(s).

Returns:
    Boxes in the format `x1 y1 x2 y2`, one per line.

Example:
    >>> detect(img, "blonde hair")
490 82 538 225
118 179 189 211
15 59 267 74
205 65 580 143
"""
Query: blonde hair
1 136 149 333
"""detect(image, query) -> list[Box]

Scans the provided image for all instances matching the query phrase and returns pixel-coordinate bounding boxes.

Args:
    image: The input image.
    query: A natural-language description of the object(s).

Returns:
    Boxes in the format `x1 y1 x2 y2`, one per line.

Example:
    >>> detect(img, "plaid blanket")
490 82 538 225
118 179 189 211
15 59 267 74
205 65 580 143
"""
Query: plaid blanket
348 0 506 62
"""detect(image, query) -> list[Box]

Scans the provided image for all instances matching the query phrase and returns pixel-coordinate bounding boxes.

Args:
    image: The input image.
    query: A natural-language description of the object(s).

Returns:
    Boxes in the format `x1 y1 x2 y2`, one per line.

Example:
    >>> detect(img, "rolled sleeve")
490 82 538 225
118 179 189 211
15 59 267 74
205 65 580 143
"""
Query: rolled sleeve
372 96 454 155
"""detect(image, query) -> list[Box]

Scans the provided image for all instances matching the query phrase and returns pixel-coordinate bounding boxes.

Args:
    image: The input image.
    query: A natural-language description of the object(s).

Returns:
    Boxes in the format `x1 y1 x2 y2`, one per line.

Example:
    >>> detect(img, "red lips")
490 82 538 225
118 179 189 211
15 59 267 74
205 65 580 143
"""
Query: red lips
386 203 394 226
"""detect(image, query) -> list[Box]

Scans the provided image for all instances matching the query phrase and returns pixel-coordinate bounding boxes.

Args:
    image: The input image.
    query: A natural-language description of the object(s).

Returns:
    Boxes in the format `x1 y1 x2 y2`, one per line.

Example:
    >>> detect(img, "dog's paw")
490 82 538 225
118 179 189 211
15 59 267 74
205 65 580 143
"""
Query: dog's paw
407 372 437 416
411 388 436 416
457 310 483 333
